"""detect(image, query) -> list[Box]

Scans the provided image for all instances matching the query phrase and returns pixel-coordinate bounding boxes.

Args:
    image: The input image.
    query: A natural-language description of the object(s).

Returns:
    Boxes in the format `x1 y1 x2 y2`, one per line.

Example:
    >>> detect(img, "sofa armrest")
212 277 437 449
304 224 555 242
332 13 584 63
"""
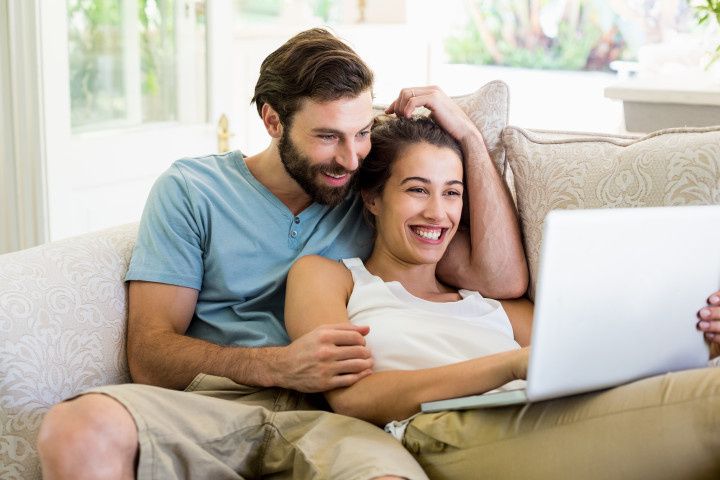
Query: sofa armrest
0 223 138 479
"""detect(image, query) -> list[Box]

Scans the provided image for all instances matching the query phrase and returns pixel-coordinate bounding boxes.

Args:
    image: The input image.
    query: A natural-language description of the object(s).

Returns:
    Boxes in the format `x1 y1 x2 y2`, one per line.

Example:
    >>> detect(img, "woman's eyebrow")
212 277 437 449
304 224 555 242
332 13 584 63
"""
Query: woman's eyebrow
400 177 464 187
400 176 430 185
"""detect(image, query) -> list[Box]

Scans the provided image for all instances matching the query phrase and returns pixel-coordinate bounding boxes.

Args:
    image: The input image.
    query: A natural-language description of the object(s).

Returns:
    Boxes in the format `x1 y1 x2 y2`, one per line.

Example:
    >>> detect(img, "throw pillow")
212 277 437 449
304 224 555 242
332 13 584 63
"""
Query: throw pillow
504 125 720 298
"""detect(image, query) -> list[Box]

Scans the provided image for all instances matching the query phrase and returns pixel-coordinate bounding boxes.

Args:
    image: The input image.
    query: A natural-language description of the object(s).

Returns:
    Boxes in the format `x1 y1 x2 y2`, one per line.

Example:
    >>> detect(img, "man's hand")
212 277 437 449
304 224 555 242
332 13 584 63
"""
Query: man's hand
272 323 373 392
697 291 720 358
385 86 477 143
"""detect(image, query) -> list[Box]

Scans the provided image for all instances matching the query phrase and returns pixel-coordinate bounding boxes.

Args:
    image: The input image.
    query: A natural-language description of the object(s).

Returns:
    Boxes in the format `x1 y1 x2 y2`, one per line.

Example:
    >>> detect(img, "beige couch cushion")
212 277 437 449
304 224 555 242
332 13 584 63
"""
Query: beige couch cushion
0 223 138 480
504 126 720 298
452 80 509 175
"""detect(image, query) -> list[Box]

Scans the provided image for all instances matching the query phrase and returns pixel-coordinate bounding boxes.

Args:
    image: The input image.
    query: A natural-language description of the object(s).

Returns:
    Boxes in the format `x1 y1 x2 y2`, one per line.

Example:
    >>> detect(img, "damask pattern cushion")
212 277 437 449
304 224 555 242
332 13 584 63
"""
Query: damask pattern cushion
0 223 138 480
452 80 509 175
373 79 510 175
504 126 720 298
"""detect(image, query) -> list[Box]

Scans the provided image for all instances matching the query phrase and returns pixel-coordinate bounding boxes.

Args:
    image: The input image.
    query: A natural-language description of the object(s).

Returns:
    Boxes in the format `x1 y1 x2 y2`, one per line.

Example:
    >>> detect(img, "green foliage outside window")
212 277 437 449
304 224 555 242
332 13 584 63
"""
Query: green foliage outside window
68 0 125 128
234 0 283 21
138 0 176 122
445 0 624 71
67 0 177 130
691 0 720 66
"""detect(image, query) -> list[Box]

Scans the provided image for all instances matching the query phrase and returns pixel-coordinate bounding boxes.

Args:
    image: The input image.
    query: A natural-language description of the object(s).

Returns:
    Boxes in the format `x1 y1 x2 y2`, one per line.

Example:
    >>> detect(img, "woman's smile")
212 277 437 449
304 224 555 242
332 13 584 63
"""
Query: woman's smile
408 225 449 244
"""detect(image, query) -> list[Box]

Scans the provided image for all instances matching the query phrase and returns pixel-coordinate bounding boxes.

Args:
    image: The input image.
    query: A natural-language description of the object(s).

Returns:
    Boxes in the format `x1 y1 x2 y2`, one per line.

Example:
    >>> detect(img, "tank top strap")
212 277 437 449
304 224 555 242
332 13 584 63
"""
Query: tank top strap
340 258 378 286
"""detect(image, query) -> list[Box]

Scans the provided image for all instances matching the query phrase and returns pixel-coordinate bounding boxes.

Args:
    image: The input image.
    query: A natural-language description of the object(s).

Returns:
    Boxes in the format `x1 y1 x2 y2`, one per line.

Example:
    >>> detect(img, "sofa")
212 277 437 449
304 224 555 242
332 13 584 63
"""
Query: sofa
2 81 719 479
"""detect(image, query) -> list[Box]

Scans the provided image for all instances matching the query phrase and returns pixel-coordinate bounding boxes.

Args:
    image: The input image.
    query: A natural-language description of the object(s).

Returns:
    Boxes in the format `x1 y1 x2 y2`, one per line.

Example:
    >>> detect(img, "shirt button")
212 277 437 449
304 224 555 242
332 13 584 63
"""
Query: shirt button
290 231 298 238
294 217 300 224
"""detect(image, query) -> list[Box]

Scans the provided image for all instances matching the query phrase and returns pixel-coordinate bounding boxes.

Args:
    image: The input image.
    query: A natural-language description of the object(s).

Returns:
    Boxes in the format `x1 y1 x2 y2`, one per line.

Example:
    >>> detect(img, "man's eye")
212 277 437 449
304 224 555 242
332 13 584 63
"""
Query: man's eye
358 130 370 138
319 134 336 141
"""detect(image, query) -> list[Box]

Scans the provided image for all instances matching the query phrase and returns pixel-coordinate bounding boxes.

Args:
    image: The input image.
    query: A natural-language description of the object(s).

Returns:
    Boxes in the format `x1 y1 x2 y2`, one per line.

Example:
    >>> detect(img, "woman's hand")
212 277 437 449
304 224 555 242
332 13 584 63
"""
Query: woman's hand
697 291 720 358
511 347 530 380
385 86 478 143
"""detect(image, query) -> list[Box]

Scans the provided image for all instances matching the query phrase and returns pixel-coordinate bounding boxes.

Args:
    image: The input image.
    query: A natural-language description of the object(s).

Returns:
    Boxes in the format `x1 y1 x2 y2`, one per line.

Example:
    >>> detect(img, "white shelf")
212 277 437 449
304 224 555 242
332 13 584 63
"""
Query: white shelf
605 77 720 107
604 75 720 133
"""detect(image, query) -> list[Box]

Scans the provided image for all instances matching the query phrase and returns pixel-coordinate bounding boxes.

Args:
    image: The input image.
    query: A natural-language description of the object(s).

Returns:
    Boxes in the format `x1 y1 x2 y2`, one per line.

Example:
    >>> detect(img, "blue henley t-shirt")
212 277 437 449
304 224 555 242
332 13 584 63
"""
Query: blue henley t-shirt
125 151 373 347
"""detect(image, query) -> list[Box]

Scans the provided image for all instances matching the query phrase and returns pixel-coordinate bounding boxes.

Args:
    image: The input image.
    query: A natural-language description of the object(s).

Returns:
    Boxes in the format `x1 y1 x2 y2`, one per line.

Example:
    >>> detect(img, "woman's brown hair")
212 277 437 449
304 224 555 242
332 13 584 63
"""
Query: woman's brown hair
357 115 464 227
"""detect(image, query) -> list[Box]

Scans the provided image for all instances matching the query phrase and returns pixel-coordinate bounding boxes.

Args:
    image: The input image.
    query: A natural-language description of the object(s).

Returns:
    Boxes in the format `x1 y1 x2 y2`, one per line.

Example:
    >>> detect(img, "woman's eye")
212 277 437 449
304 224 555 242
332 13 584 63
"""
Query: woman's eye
408 187 427 194
446 190 462 196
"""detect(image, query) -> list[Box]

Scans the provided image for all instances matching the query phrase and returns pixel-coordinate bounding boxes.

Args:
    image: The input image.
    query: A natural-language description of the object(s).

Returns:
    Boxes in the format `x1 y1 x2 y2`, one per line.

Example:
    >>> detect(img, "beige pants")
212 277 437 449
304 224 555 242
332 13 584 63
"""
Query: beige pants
85 374 428 480
403 367 720 480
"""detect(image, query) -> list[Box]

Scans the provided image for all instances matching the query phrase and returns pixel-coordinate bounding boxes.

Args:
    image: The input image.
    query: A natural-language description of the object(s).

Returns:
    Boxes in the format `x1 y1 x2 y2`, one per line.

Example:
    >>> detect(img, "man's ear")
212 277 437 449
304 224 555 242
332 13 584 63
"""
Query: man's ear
261 103 283 138
361 190 381 216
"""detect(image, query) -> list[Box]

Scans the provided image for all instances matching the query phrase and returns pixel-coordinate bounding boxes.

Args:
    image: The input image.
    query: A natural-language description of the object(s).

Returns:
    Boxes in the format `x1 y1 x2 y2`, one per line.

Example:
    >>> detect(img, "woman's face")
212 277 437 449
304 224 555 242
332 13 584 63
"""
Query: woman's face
366 141 464 266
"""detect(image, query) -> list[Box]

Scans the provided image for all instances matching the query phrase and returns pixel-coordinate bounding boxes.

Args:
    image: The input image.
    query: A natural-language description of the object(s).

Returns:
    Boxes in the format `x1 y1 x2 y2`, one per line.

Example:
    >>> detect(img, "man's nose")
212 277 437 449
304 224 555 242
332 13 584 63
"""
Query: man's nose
336 141 359 172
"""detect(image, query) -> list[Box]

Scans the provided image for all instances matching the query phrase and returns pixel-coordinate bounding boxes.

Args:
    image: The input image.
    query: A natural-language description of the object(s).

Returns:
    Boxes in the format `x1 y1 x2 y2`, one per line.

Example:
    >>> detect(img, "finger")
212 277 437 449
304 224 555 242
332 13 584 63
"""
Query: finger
331 358 374 375
326 330 369 347
329 369 373 389
402 88 438 116
402 85 438 98
319 323 370 336
698 306 720 322
396 95 424 118
384 100 397 114
334 345 372 361
698 319 720 334
392 87 431 118
708 293 720 306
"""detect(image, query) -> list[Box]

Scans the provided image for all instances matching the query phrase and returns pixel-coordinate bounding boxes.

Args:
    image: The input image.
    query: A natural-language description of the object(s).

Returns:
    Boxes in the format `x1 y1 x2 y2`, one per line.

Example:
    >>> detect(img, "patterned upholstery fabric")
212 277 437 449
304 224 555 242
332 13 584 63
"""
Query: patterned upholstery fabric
452 80 509 176
504 126 720 299
0 223 138 479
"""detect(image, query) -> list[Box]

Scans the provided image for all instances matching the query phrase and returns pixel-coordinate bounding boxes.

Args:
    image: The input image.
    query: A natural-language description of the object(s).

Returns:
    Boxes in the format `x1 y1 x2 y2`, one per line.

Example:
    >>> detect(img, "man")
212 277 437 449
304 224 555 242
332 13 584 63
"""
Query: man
37 28 527 479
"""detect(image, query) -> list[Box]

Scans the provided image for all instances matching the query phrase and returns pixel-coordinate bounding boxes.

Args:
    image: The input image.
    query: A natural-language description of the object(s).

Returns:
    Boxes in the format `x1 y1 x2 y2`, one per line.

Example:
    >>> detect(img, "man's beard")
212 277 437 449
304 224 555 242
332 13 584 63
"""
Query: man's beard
278 132 357 207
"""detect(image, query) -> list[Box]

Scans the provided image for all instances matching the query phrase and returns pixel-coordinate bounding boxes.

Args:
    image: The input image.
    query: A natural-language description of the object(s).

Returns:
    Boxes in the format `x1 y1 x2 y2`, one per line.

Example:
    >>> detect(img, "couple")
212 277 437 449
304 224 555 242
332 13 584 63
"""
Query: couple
37 27 720 479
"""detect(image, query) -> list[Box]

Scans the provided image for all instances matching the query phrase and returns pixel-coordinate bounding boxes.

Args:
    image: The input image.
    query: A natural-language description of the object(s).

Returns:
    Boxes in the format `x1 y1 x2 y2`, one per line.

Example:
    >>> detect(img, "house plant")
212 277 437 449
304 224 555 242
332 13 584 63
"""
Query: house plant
692 0 720 67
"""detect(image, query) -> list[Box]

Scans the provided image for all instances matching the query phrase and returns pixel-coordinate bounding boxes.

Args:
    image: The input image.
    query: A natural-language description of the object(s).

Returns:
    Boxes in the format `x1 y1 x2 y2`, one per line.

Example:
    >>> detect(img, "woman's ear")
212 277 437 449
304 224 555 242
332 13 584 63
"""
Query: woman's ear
361 190 381 216
261 103 283 138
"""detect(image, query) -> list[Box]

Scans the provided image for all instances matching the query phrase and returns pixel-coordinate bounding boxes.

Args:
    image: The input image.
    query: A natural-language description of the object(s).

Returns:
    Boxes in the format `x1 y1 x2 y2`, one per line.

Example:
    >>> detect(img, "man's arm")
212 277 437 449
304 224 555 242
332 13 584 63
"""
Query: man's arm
126 280 374 391
386 86 528 298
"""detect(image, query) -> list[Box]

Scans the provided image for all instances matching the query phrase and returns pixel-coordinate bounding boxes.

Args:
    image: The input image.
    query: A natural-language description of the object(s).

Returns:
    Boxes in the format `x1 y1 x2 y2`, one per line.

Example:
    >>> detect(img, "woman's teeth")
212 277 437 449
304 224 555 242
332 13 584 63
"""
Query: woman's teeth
412 227 442 240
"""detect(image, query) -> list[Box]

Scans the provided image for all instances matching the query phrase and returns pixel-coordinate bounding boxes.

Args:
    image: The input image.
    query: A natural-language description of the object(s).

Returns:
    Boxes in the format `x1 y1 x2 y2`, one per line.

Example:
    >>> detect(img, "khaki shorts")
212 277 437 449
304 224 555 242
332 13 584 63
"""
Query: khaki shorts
84 374 427 480
403 367 720 480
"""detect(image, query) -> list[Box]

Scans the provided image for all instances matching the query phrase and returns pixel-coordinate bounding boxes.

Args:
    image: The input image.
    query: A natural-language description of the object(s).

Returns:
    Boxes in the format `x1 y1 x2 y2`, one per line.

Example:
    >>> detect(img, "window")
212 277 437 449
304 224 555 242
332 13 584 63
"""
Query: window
67 0 207 132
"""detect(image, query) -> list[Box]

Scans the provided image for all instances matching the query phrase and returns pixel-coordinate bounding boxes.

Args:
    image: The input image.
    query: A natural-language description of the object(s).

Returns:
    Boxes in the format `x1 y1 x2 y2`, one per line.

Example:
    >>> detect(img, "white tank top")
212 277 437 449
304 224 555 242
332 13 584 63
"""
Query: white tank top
342 258 523 372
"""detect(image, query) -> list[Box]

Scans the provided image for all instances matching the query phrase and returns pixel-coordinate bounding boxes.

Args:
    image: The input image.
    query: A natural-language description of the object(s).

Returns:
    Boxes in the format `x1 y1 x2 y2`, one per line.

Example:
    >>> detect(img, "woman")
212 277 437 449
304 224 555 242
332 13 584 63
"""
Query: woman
285 116 720 479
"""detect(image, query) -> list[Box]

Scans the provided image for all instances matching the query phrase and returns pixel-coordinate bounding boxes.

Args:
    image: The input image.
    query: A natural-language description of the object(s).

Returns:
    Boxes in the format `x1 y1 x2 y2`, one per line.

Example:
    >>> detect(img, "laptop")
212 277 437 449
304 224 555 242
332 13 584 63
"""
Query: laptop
422 205 720 413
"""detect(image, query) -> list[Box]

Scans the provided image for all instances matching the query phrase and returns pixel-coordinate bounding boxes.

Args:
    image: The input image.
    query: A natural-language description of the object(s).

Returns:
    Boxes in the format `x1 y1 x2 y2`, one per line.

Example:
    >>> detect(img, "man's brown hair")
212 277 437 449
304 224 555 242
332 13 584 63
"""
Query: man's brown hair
251 28 374 126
